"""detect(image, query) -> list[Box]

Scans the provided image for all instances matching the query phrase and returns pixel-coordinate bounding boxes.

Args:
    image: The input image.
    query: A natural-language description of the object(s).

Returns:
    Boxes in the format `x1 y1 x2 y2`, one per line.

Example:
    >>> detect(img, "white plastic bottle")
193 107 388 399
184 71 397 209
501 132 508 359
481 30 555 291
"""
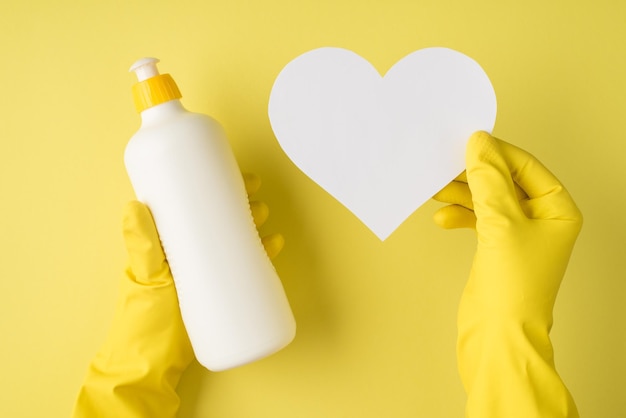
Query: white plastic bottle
124 57 296 372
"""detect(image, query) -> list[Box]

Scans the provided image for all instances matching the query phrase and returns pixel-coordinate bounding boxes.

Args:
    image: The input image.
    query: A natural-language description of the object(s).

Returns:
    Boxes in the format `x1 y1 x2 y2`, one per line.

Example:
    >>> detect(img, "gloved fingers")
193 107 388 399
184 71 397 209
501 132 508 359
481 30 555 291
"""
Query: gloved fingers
496 139 562 199
433 180 474 210
465 131 524 221
122 201 171 286
497 140 582 222
434 177 526 209
250 200 269 227
243 172 261 196
454 171 468 183
432 172 476 228
433 205 477 229
242 172 285 255
261 233 285 259
433 172 527 225
519 193 583 225
244 172 273 227
513 181 529 201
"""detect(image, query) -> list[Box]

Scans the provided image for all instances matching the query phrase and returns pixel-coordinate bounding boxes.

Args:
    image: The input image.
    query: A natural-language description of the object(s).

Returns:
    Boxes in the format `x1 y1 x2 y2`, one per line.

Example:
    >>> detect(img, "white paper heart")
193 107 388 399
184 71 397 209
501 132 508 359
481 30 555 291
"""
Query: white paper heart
268 47 497 240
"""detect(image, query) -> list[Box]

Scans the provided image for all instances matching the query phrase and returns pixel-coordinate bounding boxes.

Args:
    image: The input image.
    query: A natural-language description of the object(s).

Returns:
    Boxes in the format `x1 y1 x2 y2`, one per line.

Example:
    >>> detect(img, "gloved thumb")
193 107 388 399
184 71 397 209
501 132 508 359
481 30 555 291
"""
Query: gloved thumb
122 201 172 286
465 131 524 224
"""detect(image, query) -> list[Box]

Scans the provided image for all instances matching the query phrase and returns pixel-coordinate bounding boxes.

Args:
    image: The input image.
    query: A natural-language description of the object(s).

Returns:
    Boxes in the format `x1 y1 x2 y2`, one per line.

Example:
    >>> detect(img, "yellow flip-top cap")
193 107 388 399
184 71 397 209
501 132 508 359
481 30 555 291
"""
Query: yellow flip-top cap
130 57 182 112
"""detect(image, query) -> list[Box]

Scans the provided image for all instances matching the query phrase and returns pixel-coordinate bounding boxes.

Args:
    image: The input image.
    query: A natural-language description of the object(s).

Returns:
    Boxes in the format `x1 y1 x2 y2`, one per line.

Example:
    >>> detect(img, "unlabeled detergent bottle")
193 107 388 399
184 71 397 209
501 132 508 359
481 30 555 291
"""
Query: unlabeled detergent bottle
124 57 296 371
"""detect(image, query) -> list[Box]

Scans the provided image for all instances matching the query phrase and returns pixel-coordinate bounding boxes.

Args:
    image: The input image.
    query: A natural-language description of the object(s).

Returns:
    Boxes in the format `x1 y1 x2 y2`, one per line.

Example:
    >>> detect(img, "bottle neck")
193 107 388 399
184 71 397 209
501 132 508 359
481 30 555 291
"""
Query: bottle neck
140 99 185 126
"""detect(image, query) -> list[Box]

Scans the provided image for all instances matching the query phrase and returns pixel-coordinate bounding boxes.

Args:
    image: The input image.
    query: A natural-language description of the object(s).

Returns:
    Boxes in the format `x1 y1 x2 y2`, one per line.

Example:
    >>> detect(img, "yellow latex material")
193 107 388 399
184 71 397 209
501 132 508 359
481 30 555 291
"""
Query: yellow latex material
72 174 283 418
131 73 182 113
433 132 582 418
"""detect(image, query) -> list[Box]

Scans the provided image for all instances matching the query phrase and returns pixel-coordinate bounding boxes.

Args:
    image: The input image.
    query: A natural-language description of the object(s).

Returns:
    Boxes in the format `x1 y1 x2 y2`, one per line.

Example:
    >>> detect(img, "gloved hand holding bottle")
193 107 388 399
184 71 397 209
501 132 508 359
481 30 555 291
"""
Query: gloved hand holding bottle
72 174 284 418
433 131 582 417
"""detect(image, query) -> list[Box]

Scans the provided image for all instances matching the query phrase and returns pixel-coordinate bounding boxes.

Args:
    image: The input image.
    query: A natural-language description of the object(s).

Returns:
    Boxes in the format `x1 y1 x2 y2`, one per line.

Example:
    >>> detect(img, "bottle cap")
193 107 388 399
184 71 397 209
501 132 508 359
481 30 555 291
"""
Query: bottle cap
130 57 182 112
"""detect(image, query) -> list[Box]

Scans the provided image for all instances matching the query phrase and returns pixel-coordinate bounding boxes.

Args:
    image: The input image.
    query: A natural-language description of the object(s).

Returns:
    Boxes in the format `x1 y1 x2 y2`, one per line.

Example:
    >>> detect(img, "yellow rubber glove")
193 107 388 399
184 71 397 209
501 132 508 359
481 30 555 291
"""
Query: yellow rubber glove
72 173 283 418
433 132 582 418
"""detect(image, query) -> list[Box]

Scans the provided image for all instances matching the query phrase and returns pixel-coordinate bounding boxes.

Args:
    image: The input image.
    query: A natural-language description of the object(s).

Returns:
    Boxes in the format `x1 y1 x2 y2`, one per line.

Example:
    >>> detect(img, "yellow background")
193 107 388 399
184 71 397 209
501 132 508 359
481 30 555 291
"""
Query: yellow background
1 0 624 416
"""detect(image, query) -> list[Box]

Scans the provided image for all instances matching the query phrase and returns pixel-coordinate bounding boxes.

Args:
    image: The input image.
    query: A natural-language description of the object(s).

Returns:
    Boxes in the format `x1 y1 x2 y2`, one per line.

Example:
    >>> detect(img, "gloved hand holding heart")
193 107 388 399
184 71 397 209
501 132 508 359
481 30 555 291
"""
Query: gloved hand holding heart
268 47 497 240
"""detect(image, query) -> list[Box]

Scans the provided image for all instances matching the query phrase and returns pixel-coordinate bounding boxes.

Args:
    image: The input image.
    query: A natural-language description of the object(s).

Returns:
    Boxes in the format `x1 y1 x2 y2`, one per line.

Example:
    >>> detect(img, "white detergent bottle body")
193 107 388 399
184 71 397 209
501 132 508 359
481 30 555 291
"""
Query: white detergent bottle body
124 58 296 371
